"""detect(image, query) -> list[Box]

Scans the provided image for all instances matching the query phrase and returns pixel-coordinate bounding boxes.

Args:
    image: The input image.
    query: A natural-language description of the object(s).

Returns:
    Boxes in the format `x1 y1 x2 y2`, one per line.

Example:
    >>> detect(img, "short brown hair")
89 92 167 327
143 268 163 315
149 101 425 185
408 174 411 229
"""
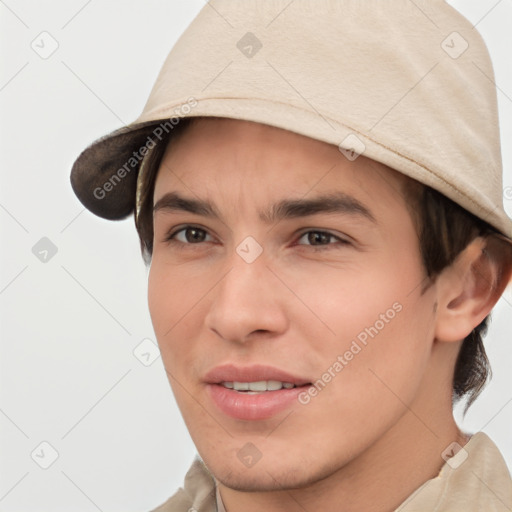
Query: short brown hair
401 180 502 412
134 117 510 412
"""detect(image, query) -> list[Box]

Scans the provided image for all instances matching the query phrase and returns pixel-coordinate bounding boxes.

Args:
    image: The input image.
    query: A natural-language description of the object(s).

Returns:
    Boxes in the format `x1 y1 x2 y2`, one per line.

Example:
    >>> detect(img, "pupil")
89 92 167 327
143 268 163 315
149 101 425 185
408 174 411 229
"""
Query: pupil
186 228 205 243
309 232 329 245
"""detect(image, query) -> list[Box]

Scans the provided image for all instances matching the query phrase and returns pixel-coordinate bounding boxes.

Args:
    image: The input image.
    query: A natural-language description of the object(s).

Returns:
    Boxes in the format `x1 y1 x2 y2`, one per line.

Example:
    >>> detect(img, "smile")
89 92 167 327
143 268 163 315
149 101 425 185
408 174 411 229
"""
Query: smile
203 365 312 421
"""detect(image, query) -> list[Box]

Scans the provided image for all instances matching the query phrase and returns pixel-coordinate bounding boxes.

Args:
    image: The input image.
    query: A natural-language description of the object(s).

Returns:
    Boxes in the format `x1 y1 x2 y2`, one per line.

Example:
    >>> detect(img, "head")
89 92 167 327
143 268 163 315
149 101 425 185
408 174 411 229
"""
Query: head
134 116 512 490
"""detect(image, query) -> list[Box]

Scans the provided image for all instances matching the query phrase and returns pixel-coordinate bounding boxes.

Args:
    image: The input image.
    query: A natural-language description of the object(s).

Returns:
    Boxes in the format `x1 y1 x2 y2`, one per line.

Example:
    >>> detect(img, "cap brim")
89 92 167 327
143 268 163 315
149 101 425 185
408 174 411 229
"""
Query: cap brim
70 121 163 220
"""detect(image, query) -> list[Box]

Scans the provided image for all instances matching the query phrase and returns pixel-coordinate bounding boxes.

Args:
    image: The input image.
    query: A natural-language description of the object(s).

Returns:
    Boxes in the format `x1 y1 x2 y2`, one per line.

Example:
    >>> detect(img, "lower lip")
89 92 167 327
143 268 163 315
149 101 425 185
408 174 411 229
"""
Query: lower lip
206 384 308 421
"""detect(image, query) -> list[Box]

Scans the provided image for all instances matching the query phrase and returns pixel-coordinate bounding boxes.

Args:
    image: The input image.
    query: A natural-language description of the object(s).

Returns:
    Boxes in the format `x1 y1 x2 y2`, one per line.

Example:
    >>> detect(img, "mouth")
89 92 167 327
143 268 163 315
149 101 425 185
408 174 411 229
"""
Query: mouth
204 365 312 421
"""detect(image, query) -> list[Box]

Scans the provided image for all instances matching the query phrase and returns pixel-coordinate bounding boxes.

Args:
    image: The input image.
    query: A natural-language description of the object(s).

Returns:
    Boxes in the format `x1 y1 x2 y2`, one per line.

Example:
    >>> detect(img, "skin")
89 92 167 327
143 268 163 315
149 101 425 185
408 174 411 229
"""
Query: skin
147 117 503 512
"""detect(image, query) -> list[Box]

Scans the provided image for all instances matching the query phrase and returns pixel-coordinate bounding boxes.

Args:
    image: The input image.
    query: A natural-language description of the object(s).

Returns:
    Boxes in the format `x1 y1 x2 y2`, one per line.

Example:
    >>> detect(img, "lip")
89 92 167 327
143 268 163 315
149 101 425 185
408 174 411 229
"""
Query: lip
204 364 312 421
203 364 311 386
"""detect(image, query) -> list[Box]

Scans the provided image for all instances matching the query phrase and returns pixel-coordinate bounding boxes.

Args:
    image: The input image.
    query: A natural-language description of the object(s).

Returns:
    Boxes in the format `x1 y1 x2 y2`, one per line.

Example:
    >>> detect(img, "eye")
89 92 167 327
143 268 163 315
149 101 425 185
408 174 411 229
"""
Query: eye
165 226 214 245
296 230 350 250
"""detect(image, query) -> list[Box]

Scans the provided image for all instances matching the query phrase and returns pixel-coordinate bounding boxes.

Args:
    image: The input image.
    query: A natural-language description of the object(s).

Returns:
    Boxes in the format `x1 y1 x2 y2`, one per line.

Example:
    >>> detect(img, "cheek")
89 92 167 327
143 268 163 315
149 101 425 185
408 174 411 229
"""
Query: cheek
285 250 434 398
147 266 172 340
285 273 435 460
147 263 203 365
147 265 208 417
279 252 422 343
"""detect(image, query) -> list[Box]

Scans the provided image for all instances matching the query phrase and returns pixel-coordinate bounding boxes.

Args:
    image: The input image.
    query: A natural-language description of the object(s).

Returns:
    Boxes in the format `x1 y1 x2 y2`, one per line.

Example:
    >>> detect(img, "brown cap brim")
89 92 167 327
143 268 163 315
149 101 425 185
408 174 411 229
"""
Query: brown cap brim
70 121 162 220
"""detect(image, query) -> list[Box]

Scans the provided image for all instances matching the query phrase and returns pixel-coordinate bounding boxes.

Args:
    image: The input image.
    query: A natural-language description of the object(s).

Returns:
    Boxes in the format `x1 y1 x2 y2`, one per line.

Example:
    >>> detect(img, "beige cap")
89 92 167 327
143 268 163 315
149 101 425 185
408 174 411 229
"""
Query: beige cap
70 0 512 241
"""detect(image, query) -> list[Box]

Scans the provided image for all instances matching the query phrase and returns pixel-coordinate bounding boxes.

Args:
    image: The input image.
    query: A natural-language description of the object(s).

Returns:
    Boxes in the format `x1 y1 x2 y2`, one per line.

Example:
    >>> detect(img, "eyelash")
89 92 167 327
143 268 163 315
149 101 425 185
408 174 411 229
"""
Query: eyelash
163 225 351 252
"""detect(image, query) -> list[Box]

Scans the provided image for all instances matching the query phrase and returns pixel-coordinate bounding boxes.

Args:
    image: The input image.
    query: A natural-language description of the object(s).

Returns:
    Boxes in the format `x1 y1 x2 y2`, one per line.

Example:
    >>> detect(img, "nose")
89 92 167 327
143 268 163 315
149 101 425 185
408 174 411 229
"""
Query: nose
204 251 289 344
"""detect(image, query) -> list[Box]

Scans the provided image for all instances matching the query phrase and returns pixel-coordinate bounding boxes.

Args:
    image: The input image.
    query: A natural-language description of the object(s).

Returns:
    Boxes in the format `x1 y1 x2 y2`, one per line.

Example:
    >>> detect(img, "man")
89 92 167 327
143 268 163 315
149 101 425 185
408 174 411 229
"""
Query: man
70 1 512 510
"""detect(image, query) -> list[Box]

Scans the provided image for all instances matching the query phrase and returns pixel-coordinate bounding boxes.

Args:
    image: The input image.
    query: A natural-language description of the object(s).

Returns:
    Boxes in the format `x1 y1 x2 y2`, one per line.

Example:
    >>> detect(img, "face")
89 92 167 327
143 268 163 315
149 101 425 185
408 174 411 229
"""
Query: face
148 118 438 491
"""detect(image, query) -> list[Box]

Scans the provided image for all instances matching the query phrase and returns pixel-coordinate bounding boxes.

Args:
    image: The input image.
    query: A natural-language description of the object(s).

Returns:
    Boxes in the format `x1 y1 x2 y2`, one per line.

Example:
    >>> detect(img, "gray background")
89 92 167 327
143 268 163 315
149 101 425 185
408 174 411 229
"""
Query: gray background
0 1 511 511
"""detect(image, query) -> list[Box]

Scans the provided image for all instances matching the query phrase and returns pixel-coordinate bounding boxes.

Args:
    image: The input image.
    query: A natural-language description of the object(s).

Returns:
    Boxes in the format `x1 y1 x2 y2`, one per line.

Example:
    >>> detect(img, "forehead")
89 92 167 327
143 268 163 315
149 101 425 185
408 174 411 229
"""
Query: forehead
153 117 409 213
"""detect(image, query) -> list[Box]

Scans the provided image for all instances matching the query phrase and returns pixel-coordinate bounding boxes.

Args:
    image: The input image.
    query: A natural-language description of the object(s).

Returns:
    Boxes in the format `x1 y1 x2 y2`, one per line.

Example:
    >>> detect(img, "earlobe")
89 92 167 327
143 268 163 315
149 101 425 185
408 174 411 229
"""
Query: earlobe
434 236 512 343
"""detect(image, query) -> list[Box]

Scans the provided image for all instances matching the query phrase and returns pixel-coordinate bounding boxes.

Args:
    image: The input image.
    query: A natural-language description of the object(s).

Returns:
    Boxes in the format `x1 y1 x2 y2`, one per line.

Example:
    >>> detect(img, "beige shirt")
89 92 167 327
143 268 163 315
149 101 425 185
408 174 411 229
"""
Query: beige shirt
151 432 512 512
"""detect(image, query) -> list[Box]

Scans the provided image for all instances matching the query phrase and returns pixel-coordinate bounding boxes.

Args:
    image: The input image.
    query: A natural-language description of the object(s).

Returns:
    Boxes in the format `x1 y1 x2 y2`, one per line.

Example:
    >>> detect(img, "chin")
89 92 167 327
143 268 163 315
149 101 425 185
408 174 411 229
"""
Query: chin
204 454 340 493
213 467 310 492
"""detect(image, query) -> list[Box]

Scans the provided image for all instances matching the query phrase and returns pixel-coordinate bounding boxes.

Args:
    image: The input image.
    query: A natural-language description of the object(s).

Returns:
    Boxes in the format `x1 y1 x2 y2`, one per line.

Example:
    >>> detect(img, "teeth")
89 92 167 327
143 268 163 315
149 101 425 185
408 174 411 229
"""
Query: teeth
221 381 296 392
248 381 267 392
267 380 283 391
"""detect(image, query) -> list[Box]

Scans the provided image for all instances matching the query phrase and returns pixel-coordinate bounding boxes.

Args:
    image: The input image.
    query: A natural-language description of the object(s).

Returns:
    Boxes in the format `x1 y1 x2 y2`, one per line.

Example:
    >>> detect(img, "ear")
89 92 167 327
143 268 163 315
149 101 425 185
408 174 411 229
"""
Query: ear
434 235 512 343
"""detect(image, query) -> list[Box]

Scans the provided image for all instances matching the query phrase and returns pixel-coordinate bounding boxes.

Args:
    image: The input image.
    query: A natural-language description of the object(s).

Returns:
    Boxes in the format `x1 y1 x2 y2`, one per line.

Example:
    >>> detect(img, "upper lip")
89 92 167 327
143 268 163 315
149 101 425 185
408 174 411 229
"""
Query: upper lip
204 364 311 386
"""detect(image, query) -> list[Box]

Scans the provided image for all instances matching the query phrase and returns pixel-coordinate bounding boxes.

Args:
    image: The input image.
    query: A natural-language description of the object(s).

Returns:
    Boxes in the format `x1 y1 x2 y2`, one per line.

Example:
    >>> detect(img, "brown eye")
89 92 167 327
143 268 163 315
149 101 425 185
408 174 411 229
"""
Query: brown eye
306 232 332 245
296 230 351 251
183 227 207 243
298 231 336 246
165 226 213 244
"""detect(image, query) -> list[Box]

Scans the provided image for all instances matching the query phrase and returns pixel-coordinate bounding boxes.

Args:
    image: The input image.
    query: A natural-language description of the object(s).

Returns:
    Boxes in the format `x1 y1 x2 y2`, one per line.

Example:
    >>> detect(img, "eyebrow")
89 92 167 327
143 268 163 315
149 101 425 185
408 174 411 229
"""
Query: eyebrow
153 191 376 224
